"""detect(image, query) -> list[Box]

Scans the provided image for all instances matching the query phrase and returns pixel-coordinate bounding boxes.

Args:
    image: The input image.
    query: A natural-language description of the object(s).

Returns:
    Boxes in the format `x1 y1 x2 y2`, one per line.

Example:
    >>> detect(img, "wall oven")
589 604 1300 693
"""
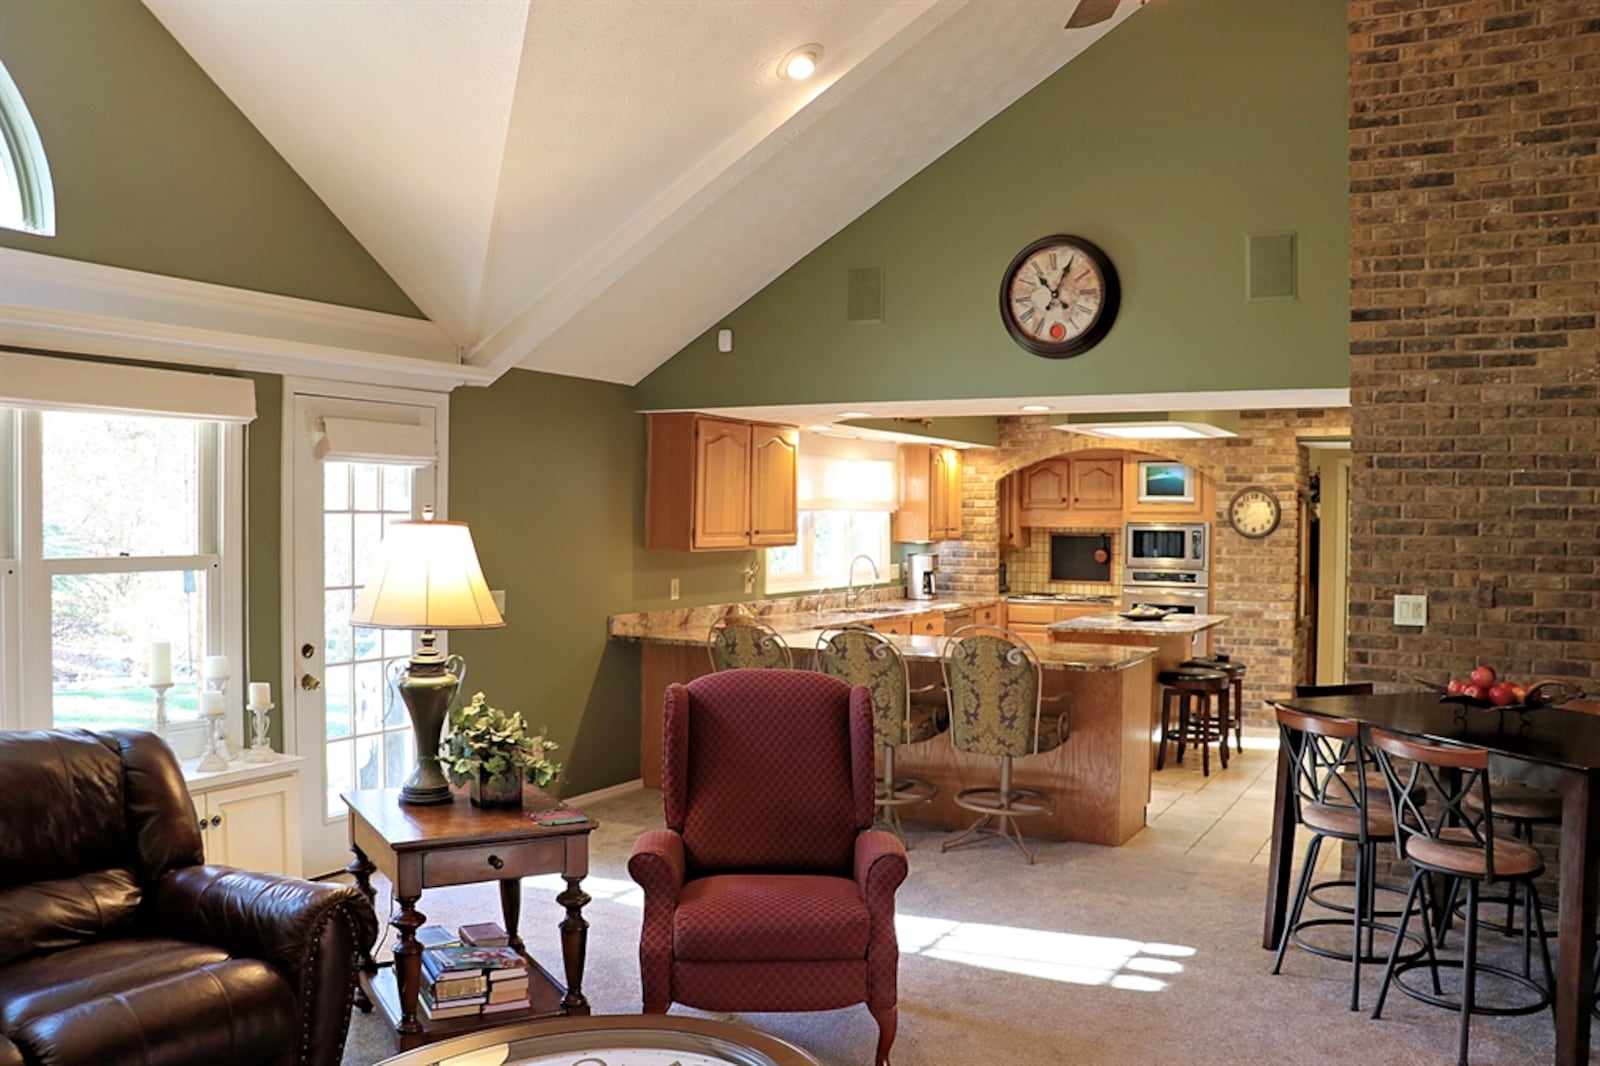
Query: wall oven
1125 522 1208 572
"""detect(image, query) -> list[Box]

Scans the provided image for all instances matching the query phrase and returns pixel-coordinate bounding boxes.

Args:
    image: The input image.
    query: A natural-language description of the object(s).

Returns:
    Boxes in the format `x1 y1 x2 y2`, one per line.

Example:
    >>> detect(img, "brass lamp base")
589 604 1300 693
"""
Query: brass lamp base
397 634 465 806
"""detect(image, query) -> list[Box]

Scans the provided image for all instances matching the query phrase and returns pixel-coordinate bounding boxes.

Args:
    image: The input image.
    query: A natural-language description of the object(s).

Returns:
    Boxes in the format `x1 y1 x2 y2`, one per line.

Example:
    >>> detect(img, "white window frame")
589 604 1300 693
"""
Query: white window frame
0 59 55 236
3 408 245 747
765 509 893 595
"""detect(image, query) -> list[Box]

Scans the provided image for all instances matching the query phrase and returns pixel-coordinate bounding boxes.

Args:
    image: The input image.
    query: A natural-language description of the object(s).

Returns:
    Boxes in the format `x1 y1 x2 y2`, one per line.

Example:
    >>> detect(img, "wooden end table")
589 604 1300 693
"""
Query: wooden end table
342 787 598 1052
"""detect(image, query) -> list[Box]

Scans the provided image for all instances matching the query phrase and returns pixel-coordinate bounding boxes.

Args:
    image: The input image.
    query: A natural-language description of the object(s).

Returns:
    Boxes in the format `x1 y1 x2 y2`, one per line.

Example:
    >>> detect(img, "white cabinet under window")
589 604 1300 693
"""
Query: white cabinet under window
186 757 305 877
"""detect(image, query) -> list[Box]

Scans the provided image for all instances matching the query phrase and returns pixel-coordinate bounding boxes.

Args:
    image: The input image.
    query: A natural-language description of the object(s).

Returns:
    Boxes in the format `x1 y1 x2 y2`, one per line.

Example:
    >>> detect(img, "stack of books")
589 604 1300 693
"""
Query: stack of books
418 935 531 1021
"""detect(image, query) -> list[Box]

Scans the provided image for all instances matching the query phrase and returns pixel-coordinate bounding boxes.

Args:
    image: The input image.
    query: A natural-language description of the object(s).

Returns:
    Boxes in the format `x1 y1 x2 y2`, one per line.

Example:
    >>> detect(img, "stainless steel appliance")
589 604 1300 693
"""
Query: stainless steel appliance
1120 582 1208 615
907 553 939 600
1124 522 1208 572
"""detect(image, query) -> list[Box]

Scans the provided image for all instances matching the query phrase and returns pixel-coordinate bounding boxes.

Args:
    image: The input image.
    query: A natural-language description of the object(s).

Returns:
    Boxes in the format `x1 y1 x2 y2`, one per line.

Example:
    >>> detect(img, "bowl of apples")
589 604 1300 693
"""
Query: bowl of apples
1434 665 1584 713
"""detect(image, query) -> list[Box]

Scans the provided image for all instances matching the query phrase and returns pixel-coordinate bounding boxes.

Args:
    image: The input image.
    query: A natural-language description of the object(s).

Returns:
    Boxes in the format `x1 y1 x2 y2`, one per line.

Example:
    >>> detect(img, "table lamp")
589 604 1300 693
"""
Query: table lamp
350 509 504 805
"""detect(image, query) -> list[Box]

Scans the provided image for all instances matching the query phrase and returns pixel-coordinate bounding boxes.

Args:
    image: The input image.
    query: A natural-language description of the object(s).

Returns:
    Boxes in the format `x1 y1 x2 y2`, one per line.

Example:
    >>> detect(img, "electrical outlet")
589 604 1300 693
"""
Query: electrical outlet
889 563 901 582
1475 579 1496 609
670 578 680 601
1393 594 1427 627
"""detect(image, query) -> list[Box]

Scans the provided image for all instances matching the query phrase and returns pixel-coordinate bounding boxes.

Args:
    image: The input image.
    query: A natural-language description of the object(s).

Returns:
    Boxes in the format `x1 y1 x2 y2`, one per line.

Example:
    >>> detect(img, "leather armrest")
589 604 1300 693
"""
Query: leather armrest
0 1034 23 1066
153 865 377 1066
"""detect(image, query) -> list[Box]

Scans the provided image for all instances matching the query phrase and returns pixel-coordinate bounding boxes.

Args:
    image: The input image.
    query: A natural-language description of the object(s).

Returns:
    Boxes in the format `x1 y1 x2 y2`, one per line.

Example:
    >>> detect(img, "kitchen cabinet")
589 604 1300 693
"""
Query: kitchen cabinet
891 444 963 542
187 762 304 877
998 474 1029 550
646 413 799 551
975 602 1003 627
1018 453 1129 528
1072 458 1122 510
1004 602 1108 644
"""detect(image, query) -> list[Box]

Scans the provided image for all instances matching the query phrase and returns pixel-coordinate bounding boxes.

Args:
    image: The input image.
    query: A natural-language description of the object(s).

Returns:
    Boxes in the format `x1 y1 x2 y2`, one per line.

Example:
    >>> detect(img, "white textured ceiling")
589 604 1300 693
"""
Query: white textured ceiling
144 0 1139 385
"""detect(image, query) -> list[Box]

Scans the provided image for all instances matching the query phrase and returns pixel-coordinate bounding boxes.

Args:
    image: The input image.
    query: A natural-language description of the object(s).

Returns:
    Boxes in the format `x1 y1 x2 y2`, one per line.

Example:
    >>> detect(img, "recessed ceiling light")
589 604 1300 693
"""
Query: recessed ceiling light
837 410 872 419
1020 404 1052 412
806 424 832 433
779 44 823 81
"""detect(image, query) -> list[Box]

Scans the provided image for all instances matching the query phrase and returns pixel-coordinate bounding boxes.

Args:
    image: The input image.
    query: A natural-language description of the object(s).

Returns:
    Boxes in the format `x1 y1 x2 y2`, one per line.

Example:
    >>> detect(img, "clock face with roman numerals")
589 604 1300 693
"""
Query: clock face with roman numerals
999 234 1120 358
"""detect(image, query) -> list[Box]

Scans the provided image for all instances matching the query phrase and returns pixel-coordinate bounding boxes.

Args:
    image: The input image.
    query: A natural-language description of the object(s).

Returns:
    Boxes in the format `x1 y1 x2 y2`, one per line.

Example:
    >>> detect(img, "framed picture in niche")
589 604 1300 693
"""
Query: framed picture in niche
1136 461 1194 504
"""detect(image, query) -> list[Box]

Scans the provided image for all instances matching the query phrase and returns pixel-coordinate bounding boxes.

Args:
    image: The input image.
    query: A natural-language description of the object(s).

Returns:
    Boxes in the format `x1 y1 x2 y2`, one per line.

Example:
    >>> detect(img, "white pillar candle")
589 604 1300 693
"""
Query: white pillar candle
148 643 172 686
201 690 225 717
202 655 231 681
248 681 271 708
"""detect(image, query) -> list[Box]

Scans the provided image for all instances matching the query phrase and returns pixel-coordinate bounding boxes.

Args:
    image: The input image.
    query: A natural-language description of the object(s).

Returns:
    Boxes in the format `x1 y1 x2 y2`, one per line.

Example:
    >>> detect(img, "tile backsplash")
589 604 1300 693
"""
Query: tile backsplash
1004 526 1123 596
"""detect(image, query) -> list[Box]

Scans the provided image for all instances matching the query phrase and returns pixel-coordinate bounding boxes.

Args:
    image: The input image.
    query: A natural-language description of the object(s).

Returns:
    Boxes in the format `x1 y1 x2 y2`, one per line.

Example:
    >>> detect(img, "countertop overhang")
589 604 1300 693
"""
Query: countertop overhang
1047 611 1230 635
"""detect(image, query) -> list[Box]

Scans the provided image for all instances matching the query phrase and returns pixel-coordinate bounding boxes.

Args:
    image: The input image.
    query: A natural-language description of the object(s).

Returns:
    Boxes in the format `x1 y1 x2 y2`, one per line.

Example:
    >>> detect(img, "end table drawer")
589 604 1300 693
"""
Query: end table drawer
423 838 567 887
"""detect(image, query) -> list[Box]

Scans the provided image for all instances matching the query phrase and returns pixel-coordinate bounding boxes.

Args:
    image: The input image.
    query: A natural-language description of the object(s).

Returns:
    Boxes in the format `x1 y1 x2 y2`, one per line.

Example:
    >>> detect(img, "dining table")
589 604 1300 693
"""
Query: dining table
1263 691 1600 1066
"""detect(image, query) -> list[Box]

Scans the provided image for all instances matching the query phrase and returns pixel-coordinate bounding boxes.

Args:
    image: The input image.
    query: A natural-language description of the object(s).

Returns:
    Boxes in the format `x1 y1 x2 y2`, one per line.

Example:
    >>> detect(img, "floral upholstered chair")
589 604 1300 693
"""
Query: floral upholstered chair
627 669 908 1066
705 616 792 671
815 625 943 843
938 624 1071 864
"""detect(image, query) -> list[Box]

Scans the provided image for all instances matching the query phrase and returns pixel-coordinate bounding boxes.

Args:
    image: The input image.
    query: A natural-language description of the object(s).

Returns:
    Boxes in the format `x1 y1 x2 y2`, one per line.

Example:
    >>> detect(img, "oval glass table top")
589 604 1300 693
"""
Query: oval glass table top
375 1015 822 1066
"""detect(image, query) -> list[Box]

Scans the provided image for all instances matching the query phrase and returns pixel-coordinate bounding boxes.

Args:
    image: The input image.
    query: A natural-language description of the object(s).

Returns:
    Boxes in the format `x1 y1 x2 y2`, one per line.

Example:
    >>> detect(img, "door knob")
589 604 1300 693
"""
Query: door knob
300 673 321 691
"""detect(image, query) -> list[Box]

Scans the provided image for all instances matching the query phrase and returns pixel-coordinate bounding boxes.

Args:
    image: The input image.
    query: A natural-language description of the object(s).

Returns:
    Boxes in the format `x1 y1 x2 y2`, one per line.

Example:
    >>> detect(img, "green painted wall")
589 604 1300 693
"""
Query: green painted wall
0 0 420 316
448 371 637 794
243 371 284 748
637 0 1348 410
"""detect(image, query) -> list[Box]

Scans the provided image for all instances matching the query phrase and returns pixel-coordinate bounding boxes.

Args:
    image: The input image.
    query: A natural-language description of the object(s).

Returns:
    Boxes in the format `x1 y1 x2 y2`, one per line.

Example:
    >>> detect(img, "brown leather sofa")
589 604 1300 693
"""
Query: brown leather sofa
0 729 377 1066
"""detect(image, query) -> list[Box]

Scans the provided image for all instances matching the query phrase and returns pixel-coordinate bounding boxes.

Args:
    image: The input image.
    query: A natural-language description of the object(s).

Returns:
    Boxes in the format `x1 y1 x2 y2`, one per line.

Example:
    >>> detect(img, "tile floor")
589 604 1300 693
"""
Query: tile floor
1132 726 1340 879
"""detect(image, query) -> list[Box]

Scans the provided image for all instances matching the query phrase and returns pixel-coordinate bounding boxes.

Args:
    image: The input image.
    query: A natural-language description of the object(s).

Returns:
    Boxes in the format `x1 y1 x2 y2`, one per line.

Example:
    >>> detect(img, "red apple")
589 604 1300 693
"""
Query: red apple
1489 682 1516 706
1464 684 1489 703
1509 683 1528 704
1470 664 1497 688
1446 678 1466 696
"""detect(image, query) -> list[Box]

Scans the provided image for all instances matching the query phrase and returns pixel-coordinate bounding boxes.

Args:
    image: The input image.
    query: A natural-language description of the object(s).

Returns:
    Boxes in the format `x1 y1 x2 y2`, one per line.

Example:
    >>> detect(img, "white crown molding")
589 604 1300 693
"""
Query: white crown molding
0 248 496 391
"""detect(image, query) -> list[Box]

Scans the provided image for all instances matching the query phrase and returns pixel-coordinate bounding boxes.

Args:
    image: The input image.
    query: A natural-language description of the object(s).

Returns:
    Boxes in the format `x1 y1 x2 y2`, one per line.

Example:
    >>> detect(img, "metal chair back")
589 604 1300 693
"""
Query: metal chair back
1368 728 1504 877
815 626 911 747
940 625 1042 758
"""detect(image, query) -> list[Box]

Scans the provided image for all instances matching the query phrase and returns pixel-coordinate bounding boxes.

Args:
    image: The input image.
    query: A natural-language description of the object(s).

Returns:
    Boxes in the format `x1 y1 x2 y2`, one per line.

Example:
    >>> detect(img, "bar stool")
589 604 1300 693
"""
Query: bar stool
706 616 792 670
1185 655 1247 752
1369 728 1555 1066
1451 782 1561 943
815 625 943 844
939 625 1070 864
1157 667 1230 775
1271 705 1415 1010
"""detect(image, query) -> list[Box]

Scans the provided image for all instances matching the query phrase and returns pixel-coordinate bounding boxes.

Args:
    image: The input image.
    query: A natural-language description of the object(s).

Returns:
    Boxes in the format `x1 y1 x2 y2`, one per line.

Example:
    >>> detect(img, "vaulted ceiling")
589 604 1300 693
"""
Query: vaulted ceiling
144 0 1139 386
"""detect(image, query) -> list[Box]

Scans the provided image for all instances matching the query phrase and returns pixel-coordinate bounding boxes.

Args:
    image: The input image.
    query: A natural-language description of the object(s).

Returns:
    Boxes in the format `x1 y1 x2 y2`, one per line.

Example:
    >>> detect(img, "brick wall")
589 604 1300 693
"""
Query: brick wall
1347 0 1599 690
941 409 1350 729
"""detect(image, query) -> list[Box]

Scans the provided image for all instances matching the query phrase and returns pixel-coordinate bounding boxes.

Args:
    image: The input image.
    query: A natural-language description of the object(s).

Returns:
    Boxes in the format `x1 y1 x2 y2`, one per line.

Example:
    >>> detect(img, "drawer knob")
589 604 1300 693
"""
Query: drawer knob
487 854 504 870
210 814 222 827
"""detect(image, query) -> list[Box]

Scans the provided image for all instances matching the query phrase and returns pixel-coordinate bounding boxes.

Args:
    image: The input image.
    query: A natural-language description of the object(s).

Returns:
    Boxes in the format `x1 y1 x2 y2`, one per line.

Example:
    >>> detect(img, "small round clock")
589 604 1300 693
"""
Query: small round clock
1228 486 1282 538
999 234 1120 358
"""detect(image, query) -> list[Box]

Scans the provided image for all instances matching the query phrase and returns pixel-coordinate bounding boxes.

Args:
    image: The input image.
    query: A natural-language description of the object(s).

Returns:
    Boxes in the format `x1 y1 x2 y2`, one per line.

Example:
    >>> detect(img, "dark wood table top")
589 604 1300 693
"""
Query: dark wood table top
1277 692 1600 773
342 787 597 850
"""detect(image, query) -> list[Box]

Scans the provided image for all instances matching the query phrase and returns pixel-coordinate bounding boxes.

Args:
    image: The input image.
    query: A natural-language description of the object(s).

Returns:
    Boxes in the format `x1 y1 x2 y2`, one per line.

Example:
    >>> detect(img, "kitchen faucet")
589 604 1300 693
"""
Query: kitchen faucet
845 554 880 610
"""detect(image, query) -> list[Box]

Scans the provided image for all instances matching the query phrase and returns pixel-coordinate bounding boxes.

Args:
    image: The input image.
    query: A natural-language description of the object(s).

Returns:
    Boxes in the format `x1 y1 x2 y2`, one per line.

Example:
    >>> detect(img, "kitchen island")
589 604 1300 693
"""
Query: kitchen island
1048 612 1231 770
609 601 1158 845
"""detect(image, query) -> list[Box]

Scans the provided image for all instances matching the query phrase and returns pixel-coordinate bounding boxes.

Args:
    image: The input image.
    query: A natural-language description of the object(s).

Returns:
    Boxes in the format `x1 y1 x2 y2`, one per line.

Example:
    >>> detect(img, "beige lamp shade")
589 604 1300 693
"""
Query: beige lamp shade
350 519 505 630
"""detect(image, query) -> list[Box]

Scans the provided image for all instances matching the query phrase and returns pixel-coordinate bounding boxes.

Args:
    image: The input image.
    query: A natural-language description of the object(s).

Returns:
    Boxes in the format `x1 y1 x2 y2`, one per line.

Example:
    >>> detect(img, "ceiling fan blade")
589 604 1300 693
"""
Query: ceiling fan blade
1064 0 1123 29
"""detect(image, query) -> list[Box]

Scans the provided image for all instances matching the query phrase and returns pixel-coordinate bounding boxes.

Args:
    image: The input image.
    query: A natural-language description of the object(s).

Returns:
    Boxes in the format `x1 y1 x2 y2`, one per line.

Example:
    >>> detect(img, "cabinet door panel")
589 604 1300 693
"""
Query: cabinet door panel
693 418 752 549
1021 461 1071 508
202 776 302 877
934 449 963 540
749 424 799 546
1072 458 1123 510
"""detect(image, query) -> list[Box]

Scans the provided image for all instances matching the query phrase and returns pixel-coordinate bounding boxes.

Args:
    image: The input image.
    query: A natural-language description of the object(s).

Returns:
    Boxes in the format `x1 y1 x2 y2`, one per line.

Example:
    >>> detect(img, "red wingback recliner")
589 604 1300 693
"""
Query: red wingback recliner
628 669 909 1066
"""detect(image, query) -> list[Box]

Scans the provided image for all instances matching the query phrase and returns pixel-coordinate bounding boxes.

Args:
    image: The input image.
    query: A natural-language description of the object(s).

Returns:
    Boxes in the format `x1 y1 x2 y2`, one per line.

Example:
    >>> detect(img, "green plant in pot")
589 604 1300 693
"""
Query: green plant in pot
442 692 562 807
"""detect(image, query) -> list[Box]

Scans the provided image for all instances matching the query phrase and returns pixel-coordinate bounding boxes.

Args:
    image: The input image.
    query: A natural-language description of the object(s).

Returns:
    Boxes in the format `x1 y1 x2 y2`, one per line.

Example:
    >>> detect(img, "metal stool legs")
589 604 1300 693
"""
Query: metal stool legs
875 745 936 846
941 755 1053 864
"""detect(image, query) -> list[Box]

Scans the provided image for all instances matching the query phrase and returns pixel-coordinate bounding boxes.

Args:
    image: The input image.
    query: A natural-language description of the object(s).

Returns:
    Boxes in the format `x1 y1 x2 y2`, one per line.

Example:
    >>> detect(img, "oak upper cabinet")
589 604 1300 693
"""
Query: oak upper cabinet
998 473 1029 549
891 444 963 543
748 422 800 546
647 413 799 551
1071 458 1123 510
1021 459 1072 508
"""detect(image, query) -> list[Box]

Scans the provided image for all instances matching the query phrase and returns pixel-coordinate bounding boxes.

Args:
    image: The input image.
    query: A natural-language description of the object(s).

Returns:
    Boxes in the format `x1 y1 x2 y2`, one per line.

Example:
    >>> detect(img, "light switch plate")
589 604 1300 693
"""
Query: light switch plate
670 578 680 601
889 563 901 581
1393 594 1427 627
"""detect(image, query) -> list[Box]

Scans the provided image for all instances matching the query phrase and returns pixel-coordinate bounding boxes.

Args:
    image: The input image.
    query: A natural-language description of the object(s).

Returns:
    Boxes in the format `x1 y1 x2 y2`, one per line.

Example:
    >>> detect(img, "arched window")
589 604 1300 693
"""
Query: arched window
0 59 54 236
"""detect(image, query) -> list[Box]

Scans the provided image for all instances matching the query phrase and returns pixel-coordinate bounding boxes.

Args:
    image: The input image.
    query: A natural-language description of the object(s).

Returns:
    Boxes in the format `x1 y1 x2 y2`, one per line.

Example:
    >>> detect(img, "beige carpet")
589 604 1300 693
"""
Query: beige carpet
340 784 1560 1065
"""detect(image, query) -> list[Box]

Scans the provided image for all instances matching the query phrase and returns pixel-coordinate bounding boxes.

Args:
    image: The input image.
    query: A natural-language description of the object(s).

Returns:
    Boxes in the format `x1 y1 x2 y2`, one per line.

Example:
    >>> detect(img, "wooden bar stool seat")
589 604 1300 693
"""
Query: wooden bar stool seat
1157 667 1230 776
1183 656 1247 752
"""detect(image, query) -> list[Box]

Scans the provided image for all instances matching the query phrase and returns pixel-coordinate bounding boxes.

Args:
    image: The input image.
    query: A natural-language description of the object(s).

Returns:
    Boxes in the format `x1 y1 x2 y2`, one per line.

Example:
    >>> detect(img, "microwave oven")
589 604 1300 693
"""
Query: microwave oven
1124 522 1208 572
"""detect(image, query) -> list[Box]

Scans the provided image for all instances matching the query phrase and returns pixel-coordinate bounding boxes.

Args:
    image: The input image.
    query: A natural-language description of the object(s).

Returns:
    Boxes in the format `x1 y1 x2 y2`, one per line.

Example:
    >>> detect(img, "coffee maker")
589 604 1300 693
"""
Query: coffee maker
907 553 939 600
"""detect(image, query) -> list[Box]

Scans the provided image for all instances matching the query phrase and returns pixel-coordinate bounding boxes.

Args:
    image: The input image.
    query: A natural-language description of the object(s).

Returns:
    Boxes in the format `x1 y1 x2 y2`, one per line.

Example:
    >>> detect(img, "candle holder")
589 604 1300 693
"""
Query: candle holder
196 700 229 772
244 701 278 763
148 682 174 735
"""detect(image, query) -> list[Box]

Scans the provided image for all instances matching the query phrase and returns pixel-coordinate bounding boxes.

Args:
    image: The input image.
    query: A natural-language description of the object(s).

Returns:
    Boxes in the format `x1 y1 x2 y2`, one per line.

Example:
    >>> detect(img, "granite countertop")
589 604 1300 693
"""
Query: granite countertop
610 607 1153 673
1047 611 1230 635
608 595 983 641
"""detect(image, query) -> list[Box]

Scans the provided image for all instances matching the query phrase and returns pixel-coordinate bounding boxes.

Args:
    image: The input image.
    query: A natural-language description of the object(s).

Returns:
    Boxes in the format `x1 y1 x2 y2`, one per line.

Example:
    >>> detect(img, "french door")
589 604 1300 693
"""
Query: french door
286 384 448 876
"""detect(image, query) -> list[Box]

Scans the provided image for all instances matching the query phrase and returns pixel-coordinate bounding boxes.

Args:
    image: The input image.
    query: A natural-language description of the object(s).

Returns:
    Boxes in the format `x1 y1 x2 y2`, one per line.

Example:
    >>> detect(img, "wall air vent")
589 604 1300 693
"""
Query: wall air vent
846 265 884 323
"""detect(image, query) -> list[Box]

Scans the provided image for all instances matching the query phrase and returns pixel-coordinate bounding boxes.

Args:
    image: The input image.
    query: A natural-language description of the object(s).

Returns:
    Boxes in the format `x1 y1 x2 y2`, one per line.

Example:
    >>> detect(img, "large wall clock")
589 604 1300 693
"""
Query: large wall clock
999 234 1120 358
1228 485 1282 538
